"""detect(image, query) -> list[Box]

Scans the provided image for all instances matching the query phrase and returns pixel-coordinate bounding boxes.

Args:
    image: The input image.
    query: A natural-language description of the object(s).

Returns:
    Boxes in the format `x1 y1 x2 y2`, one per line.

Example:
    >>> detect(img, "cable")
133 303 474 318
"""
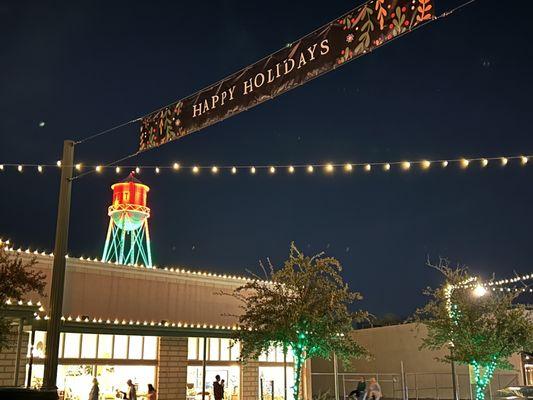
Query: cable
74 117 141 145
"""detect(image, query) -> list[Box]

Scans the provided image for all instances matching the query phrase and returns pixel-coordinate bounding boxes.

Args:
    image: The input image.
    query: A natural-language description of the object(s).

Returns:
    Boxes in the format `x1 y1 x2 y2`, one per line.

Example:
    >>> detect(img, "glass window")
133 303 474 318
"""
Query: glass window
97 334 113 359
198 337 205 360
188 337 198 360
113 335 128 359
30 331 47 358
267 346 276 362
128 335 143 359
81 334 97 358
209 338 219 360
59 333 64 358
230 340 240 361
63 333 81 358
220 338 231 361
143 336 157 360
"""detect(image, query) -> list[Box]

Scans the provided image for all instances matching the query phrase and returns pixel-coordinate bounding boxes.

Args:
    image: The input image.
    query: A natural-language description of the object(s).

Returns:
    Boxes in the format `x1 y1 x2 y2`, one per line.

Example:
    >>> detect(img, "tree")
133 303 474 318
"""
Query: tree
230 243 368 400
415 259 533 400
0 243 46 349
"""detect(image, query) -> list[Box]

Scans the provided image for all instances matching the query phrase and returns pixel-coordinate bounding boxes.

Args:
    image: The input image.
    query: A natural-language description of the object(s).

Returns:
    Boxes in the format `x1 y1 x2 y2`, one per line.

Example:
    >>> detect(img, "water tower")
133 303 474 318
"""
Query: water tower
102 172 153 267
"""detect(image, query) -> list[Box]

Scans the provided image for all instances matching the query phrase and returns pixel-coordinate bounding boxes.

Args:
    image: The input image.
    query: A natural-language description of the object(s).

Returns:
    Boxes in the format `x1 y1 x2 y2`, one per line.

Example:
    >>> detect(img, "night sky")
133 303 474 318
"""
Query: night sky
1 0 532 318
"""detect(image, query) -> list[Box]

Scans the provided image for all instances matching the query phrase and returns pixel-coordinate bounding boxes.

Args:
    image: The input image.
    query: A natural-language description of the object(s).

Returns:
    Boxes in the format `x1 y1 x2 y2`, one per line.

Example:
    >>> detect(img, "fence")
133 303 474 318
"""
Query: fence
311 370 519 400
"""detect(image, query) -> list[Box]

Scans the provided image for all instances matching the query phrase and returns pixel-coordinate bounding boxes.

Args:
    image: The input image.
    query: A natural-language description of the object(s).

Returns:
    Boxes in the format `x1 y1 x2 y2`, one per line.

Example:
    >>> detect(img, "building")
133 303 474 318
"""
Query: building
0 247 299 400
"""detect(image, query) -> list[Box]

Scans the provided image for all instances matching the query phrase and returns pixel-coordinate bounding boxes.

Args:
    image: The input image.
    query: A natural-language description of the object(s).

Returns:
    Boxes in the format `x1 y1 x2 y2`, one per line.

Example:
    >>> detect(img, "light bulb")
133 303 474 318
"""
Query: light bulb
521 156 528 165
135 167 140 174
501 157 508 166
75 163 82 171
115 166 121 174
17 165 23 172
211 166 218 174
250 166 256 174
56 160 62 167
231 167 237 174
364 164 371 172
307 165 314 173
192 166 199 174
401 161 411 170
37 165 43 173
473 284 487 298
173 162 180 170
460 158 469 168
95 165 102 173
269 166 275 174
442 160 449 168
421 160 431 170
481 158 488 167
325 163 334 173
288 166 295 173
383 163 390 171
344 163 353 172
155 167 160 174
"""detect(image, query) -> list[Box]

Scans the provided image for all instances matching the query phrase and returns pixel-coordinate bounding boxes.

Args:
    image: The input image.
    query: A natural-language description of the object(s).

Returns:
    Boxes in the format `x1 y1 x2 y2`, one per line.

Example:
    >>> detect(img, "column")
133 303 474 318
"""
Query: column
157 336 188 400
241 361 259 400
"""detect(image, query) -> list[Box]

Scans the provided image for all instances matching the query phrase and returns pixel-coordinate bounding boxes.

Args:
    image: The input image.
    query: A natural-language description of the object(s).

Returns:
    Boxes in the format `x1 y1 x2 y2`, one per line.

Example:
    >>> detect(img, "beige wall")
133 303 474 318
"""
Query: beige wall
0 324 28 387
311 323 523 399
16 252 245 326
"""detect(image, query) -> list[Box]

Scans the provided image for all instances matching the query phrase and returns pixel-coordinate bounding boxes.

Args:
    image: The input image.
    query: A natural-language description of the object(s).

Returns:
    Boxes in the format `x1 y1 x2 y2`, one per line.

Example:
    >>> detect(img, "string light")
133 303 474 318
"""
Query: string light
2 154 533 178
17 165 23 172
56 160 61 167
115 166 121 174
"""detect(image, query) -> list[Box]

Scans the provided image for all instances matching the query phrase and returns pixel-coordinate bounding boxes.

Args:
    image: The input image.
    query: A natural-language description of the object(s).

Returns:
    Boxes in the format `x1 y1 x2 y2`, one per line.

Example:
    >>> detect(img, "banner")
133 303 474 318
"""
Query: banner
139 0 434 151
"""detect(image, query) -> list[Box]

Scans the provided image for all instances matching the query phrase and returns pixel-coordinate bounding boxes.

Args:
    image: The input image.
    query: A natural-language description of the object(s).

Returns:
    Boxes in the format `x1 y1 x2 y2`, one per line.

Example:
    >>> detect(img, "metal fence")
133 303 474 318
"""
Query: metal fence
311 370 519 400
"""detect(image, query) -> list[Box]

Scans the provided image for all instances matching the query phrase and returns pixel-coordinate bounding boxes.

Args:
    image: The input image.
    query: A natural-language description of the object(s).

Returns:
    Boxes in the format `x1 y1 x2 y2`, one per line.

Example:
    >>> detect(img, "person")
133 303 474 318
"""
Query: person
213 375 224 400
89 378 99 400
367 377 382 400
220 380 225 400
127 379 137 400
147 384 157 400
349 377 366 400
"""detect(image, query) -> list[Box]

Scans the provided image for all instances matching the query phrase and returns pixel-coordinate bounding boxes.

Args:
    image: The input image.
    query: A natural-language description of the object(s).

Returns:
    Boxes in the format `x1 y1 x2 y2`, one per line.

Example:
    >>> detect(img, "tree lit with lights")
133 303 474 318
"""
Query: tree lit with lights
230 243 368 400
416 261 533 400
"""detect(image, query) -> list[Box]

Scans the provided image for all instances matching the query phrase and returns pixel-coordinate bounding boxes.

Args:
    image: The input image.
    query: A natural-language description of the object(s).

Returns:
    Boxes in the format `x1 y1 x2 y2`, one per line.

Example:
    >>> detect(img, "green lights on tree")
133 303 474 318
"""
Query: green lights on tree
416 259 533 400
229 243 368 400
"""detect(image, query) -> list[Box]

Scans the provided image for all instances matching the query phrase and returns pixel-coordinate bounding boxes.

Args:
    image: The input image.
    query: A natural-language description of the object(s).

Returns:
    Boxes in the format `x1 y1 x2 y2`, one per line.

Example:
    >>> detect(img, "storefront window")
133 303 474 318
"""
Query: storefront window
259 366 294 400
81 334 97 358
128 335 143 359
209 338 220 360
143 336 158 360
98 334 113 359
188 337 240 361
187 365 240 400
113 335 128 359
188 337 198 359
63 333 81 358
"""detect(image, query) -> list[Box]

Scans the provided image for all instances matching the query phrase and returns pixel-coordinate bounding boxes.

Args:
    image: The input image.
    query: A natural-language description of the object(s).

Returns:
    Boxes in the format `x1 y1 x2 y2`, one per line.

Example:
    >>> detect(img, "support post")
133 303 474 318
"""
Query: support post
202 337 207 400
284 349 288 400
451 345 459 400
42 139 75 389
27 327 35 388
13 317 25 386
333 352 339 400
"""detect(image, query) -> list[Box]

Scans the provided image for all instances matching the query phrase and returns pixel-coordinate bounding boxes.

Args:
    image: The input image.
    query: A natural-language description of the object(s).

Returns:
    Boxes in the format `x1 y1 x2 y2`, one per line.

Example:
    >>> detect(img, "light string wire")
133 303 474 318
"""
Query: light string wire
67 0 476 153
0 154 530 176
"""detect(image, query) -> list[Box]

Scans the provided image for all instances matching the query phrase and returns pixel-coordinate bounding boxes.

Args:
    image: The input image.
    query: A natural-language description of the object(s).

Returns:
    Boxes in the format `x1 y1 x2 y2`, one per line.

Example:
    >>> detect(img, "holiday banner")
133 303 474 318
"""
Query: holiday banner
139 0 434 151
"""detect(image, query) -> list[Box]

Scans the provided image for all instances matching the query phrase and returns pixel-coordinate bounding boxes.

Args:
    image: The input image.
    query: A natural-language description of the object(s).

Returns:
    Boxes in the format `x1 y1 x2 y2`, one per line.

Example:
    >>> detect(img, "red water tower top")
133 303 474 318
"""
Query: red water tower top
111 172 150 208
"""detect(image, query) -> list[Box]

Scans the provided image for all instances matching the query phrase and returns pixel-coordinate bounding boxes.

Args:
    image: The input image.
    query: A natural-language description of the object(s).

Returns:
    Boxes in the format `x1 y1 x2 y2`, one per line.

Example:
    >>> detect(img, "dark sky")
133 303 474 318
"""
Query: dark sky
1 0 532 317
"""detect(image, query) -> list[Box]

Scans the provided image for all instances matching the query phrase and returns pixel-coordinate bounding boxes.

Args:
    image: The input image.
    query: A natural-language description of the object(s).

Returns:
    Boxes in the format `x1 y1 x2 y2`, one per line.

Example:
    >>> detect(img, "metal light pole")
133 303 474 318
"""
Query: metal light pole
42 140 75 389
450 343 459 400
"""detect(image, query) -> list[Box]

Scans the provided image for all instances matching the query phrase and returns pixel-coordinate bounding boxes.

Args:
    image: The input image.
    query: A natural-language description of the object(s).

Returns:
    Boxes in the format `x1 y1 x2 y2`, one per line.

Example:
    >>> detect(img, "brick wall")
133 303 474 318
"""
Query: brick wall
157 336 188 400
0 324 28 387
241 361 258 400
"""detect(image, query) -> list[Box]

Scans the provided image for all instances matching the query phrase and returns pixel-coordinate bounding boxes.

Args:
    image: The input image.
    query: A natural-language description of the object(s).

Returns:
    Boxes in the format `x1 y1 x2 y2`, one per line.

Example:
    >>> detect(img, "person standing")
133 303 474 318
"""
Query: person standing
127 379 137 400
213 375 224 400
89 378 99 400
367 377 382 400
147 384 157 400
